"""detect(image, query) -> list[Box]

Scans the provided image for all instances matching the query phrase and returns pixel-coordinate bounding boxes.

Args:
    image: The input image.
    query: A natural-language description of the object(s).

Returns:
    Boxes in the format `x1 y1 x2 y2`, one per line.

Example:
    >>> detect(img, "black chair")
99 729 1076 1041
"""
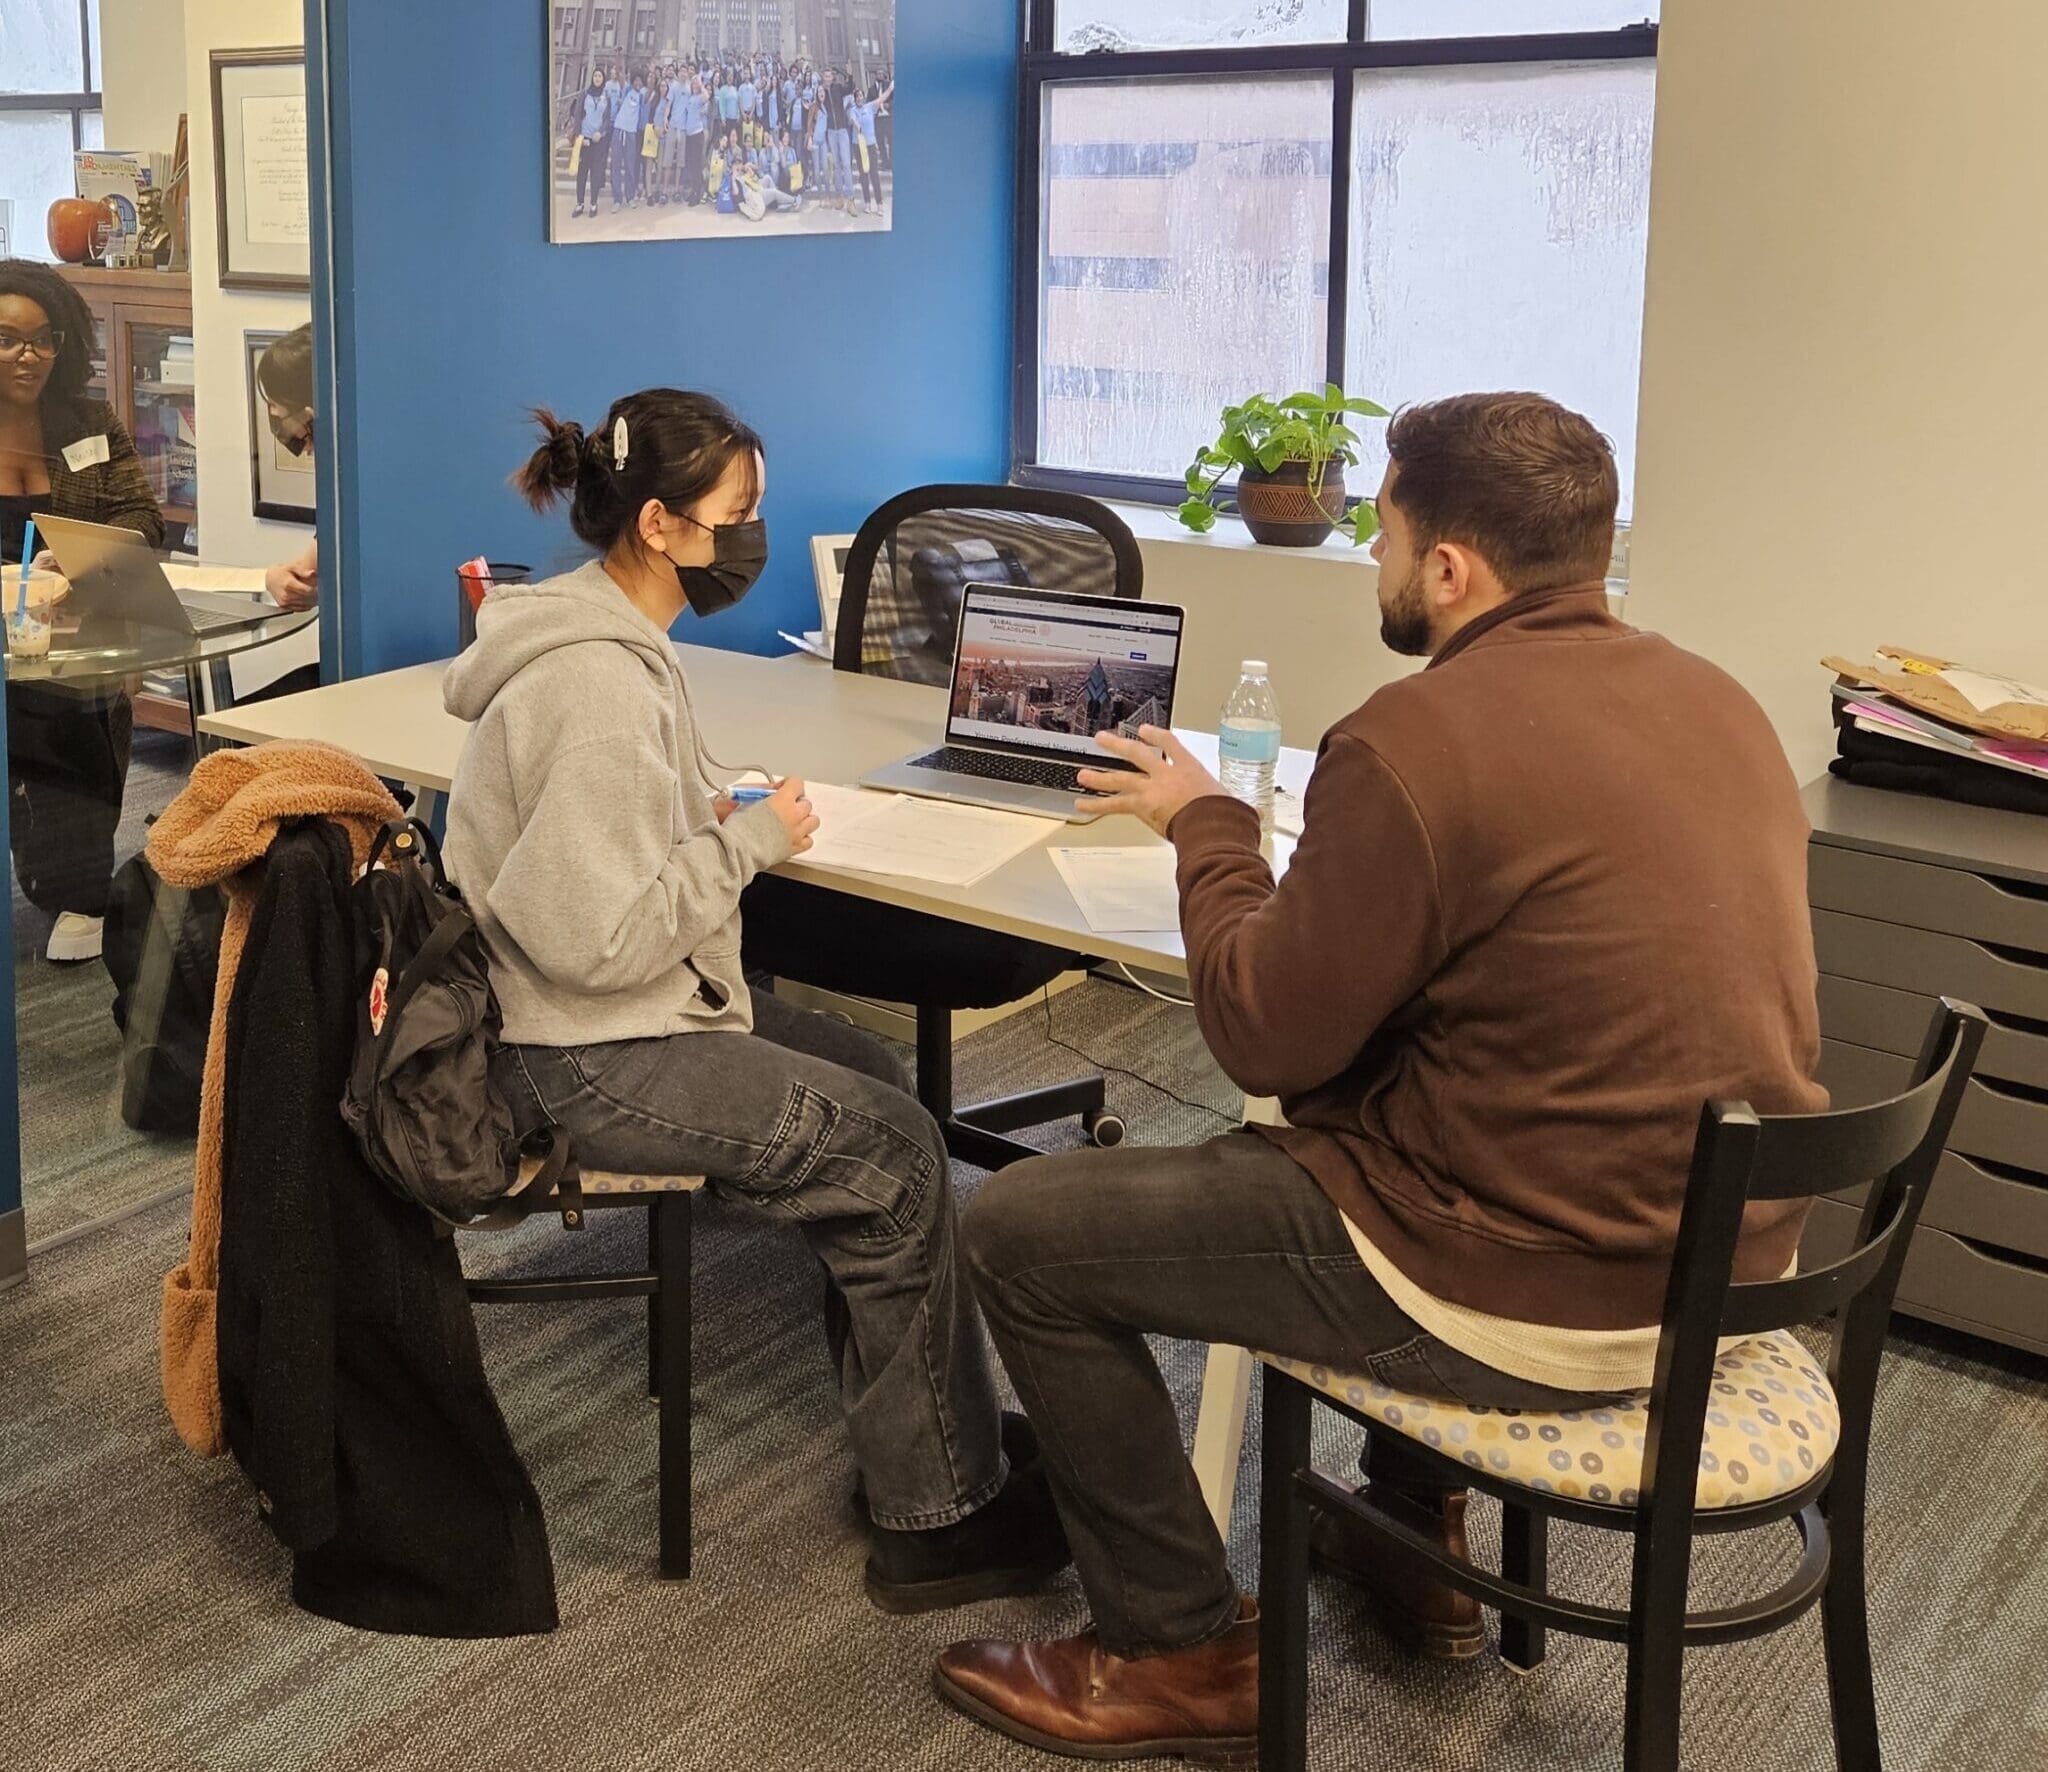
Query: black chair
1257 998 1988 1772
743 485 1147 1168
464 1159 702 1579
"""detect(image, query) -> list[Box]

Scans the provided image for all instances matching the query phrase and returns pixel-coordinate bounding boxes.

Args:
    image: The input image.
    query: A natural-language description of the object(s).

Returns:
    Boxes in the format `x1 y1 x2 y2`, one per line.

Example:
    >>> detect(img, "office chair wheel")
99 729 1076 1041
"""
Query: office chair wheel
1084 1110 1126 1149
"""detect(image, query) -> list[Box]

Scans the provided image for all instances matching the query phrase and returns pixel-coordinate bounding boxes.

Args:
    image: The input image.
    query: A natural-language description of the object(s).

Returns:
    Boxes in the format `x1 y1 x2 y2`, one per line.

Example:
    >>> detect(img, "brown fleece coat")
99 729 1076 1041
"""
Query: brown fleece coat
147 742 399 1455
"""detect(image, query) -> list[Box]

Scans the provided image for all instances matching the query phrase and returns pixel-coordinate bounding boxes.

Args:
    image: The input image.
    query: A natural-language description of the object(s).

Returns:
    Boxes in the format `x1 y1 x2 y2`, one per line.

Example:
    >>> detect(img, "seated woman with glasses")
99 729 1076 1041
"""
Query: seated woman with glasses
0 258 165 964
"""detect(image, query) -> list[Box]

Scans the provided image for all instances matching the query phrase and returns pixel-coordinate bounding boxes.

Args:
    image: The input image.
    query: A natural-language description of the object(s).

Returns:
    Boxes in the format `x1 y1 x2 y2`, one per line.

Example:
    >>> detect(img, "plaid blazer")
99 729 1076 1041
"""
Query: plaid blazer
35 397 166 549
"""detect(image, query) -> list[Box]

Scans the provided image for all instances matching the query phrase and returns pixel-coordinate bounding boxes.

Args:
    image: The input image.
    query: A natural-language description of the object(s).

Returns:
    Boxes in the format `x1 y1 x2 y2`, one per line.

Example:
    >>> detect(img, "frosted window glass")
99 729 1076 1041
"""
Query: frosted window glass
80 109 104 150
1057 2 1347 53
89 0 103 89
1371 1 1658 34
1040 77 1332 481
1345 60 1654 515
0 112 82 261
0 0 85 93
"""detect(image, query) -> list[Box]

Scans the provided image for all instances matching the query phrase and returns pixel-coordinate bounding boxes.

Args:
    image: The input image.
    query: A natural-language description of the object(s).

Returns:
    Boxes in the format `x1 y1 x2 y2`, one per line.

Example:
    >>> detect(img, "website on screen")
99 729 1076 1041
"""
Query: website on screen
947 592 1181 757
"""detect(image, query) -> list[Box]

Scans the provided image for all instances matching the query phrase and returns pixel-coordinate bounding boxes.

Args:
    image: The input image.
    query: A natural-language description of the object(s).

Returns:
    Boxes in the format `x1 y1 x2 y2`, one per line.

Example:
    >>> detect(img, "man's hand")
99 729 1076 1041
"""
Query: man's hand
1075 726 1229 838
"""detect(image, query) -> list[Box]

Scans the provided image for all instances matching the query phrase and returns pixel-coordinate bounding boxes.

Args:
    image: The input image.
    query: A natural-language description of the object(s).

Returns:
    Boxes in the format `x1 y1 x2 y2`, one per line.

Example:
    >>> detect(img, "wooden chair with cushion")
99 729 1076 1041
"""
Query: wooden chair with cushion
1256 998 1987 1772
743 485 1147 1168
463 1148 704 1579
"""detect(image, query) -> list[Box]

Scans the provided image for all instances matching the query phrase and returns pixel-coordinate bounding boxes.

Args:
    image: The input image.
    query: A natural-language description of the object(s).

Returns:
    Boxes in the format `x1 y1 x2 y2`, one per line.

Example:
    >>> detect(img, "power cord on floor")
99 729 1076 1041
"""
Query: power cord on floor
1041 986 1239 1127
1110 960 1194 1007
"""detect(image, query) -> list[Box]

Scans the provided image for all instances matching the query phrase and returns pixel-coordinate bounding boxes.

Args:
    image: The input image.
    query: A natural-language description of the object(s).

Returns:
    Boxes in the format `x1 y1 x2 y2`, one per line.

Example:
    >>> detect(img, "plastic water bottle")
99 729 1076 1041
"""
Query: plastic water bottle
1219 661 1282 834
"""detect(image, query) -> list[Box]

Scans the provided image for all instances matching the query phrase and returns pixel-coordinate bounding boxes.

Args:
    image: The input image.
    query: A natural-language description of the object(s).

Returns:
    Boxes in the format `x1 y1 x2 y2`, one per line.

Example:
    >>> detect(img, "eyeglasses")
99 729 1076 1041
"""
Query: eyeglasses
0 329 65 362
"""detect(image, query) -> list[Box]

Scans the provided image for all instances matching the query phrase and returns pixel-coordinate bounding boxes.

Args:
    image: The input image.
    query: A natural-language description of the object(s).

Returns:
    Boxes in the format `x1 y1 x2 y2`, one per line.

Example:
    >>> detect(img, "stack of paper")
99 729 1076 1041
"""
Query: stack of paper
1832 686 2048 783
735 778 1060 887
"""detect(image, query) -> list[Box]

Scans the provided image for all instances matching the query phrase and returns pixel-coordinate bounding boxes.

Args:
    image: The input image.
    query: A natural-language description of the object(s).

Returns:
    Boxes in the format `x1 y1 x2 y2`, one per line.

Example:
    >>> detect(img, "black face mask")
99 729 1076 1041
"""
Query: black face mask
267 405 314 457
671 515 768 617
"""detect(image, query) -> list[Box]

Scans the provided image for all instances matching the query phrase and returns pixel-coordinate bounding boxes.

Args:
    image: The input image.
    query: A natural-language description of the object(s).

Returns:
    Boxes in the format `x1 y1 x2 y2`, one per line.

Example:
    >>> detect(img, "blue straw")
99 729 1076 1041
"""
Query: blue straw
15 516 33 624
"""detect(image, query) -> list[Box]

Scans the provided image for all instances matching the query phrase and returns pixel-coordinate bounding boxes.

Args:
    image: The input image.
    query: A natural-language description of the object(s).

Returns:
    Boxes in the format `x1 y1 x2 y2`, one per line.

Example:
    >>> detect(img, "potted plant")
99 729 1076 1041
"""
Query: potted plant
1179 384 1389 547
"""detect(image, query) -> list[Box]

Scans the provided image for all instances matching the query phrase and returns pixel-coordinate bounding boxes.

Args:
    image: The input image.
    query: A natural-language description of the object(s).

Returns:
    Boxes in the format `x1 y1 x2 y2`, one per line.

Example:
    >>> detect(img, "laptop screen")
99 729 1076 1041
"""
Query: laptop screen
945 585 1183 763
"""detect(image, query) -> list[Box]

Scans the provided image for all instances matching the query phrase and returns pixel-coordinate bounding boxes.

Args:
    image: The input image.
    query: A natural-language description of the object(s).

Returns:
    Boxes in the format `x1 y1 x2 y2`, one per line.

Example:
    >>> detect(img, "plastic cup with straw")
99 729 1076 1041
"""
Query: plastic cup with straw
10 517 50 658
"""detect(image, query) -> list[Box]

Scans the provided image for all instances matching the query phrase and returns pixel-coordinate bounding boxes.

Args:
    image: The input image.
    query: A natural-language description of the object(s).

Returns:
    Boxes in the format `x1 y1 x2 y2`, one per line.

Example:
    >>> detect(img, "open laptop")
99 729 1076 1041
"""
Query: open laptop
35 513 279 652
860 583 1186 823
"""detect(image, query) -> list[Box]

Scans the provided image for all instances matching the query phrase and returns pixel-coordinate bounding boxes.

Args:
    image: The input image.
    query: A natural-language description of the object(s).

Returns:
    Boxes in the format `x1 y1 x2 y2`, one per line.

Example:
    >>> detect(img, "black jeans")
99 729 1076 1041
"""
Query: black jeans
494 987 1006 1531
576 133 608 208
6 681 132 920
963 1132 1615 1658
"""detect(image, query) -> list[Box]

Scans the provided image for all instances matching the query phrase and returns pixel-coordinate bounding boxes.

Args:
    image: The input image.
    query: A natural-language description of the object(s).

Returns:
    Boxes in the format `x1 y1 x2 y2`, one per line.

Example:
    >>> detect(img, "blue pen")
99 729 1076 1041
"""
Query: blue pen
729 784 775 804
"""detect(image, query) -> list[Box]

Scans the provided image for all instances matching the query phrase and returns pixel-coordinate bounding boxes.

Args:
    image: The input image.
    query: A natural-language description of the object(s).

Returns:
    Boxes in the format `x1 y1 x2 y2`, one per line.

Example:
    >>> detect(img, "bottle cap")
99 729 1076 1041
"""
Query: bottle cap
1241 659 1267 676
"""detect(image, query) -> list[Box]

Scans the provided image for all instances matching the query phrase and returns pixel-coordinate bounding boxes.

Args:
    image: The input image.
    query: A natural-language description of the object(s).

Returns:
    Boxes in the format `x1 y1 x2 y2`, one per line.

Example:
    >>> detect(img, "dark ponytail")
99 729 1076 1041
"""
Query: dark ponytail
511 389 763 555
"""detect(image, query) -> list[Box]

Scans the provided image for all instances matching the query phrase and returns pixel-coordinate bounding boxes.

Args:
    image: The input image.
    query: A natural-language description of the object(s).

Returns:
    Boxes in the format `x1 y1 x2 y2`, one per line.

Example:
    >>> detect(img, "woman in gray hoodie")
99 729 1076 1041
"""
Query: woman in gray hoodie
443 391 1067 1612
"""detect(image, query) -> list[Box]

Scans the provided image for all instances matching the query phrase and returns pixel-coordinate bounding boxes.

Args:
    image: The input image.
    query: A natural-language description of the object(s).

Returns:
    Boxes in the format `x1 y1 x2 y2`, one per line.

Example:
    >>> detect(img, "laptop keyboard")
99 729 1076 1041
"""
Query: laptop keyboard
179 600 265 634
909 747 1086 792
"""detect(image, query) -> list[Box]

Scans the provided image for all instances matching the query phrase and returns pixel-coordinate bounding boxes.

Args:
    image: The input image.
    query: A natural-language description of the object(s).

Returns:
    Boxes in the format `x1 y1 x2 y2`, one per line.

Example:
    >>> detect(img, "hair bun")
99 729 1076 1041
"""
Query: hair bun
513 407 589 511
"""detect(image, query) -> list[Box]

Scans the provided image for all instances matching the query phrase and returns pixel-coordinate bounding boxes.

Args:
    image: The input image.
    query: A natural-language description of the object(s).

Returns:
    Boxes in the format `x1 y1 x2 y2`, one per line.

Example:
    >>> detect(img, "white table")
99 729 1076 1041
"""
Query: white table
200 643 1312 1532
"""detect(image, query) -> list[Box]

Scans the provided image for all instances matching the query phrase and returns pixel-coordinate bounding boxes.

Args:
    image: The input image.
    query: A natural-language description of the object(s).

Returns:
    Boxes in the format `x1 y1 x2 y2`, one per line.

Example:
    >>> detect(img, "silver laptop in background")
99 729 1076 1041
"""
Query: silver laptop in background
860 583 1186 824
34 513 276 652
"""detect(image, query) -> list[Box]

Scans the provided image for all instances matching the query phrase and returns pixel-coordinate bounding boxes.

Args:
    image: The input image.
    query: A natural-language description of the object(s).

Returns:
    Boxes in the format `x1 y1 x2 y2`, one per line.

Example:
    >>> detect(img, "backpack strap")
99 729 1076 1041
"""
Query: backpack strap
430 1126 577 1236
376 895 477 1036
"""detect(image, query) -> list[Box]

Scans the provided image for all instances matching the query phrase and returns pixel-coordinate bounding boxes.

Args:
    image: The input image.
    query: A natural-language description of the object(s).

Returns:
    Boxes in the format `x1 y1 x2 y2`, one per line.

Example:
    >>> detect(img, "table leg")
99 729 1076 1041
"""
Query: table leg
1190 1093 1282 1537
409 786 442 826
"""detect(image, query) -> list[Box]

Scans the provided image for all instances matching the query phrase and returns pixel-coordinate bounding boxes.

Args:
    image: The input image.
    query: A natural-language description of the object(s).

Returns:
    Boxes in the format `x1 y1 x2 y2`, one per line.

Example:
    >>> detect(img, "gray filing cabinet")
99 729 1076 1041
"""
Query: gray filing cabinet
1801 777 2048 1355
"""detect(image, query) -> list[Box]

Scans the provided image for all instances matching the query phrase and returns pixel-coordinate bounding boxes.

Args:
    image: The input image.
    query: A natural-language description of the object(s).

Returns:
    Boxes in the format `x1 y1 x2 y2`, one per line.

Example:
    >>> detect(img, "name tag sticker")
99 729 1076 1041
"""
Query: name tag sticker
62 435 111 472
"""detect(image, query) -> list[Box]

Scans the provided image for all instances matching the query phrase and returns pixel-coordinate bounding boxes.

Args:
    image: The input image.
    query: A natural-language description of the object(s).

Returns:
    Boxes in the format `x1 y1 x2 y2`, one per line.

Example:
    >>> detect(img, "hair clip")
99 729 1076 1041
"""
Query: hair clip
613 414 630 471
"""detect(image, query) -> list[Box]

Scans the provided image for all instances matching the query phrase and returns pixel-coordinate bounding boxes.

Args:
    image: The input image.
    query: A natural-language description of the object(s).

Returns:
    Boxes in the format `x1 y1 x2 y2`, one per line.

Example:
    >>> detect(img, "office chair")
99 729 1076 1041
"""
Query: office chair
742 485 1146 1168
1256 998 1988 1772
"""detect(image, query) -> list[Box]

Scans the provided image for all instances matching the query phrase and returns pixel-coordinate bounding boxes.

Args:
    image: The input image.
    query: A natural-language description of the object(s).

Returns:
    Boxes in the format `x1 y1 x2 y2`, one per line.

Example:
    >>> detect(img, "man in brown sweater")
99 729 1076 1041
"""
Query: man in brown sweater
932 393 1824 1763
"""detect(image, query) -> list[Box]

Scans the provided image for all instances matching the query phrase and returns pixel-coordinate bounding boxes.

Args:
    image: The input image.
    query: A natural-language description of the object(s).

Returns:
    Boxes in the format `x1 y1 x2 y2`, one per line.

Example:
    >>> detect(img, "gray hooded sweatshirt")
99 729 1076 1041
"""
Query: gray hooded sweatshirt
441 559 791 1048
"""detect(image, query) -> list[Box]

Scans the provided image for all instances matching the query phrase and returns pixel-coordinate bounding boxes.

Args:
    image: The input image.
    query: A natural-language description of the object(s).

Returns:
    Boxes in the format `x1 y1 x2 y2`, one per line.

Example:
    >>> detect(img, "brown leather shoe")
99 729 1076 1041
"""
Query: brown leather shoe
1309 1483 1486 1660
934 1598 1258 1765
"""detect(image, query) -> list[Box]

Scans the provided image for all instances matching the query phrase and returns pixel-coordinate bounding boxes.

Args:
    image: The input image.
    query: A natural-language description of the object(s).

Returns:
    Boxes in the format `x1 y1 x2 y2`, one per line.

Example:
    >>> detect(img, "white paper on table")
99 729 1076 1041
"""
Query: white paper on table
1937 666 2048 714
806 795 1059 887
1049 846 1183 933
162 562 271 598
725 773 892 834
1273 787 1305 839
776 628 833 660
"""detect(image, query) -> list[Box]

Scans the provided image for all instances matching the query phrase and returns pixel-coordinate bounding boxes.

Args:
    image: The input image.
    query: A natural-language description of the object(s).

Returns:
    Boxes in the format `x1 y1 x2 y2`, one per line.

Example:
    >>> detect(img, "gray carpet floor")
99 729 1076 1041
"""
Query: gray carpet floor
1 980 2044 1771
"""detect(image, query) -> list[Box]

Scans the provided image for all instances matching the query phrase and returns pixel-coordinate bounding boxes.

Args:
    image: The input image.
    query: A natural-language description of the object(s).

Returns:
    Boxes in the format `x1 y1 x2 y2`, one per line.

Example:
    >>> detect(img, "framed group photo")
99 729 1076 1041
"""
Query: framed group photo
545 2 897 245
210 47 312 290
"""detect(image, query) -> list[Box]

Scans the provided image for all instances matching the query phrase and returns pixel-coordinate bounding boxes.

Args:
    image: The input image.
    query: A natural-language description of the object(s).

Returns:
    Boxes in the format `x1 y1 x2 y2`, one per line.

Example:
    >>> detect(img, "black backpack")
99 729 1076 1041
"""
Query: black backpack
102 852 226 1136
340 818 567 1229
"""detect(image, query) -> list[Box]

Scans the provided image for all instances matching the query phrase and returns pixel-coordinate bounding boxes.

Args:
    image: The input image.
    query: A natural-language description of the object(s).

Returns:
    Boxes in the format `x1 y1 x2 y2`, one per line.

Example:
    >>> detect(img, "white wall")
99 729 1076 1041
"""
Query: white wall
1628 0 2048 784
99 0 189 156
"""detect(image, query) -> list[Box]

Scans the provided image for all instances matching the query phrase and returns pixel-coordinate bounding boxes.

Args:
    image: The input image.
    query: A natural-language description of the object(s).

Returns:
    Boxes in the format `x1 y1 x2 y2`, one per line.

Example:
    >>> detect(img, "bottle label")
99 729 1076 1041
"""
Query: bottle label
1218 721 1281 765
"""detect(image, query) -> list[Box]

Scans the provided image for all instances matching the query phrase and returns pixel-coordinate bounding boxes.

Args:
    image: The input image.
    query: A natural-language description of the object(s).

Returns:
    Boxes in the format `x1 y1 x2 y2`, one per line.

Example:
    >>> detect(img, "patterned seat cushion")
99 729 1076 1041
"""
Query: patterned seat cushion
514 1158 704 1197
1257 1334 1841 1510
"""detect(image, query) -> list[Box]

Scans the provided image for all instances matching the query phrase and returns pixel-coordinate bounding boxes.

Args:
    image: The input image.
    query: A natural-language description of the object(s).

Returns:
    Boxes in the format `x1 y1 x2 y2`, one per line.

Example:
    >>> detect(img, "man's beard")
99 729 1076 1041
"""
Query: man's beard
1378 560 1434 657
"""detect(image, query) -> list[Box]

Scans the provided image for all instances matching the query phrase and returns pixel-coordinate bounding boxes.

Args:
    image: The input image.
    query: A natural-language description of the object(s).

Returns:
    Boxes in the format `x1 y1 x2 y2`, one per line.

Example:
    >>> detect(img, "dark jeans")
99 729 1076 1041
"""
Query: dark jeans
494 987 1006 1531
610 127 641 204
963 1132 1617 1658
683 129 706 202
576 132 609 208
6 681 132 920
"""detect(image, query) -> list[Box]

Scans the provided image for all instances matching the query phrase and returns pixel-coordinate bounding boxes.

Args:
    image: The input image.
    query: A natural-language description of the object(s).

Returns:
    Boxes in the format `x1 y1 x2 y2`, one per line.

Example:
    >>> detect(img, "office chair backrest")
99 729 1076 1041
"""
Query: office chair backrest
833 484 1143 683
1634 998 1986 1534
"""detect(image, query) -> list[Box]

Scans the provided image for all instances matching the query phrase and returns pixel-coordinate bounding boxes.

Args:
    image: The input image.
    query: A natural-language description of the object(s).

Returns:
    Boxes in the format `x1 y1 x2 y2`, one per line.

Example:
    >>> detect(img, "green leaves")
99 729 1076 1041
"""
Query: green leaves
1347 499 1380 545
1175 381 1390 535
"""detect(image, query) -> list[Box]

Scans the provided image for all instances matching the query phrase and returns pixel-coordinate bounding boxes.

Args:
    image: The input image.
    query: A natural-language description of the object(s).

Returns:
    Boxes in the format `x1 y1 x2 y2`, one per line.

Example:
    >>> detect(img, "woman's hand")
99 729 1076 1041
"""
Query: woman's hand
265 544 319 610
712 793 738 824
767 774 820 855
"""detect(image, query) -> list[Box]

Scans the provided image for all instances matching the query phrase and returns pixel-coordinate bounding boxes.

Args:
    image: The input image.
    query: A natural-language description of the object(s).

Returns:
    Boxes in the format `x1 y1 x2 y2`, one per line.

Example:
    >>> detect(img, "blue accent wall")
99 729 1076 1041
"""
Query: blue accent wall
320 0 1020 676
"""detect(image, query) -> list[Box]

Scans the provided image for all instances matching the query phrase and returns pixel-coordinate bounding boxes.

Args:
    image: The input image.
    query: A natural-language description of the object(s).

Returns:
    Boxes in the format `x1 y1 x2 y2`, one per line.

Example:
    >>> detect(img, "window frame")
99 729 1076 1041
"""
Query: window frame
1011 2 1658 508
0 2 102 183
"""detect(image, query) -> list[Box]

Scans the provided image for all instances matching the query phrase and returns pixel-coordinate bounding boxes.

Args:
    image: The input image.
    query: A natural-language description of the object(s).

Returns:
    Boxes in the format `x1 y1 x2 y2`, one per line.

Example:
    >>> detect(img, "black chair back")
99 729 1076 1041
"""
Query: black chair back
832 484 1143 684
1634 998 1986 1546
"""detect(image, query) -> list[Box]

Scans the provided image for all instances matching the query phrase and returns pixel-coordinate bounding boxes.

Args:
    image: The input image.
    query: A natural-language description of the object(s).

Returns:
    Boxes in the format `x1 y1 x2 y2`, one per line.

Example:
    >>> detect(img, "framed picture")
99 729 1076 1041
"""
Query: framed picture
244 329 316 525
810 533 856 640
211 48 311 290
546 7 897 246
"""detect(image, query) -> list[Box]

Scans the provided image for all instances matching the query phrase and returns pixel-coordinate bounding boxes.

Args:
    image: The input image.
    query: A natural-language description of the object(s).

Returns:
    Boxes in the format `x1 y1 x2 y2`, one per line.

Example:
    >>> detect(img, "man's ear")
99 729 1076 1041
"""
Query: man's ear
1426 541 1472 613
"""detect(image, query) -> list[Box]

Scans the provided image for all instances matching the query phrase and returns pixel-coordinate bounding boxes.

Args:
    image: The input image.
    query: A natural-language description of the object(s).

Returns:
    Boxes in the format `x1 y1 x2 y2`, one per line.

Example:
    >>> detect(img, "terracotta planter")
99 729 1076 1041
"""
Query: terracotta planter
1236 459 1349 547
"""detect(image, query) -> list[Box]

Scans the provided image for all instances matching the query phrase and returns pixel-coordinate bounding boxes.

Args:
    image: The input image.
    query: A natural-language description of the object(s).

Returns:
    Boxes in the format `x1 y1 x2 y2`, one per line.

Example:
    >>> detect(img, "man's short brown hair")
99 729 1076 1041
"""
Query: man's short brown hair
1383 393 1618 593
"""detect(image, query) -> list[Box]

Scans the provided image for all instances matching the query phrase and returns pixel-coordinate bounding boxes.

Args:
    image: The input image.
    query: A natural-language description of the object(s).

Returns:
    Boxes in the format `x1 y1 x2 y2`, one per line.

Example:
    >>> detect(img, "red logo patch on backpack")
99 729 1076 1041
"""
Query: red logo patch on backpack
368 965 389 1037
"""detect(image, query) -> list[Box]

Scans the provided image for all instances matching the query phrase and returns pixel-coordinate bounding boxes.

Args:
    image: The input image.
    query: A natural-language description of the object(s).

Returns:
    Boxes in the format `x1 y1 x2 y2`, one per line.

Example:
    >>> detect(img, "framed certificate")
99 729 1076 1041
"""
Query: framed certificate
211 48 311 291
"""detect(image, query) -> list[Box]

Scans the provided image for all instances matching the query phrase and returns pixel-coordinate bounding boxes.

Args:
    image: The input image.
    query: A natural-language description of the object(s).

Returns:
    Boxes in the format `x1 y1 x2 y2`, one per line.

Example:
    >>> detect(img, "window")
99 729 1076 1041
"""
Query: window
758 2 782 55
1017 3 1659 517
555 6 581 49
1 0 104 262
634 5 658 52
698 1 720 54
593 7 621 49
